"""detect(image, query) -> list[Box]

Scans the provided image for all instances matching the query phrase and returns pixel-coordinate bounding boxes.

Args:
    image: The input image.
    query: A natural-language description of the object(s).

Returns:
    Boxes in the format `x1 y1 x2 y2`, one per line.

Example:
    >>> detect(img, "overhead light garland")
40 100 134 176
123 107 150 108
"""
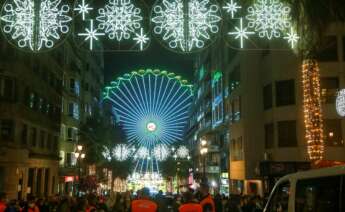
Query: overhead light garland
0 0 72 52
302 60 324 160
151 0 221 53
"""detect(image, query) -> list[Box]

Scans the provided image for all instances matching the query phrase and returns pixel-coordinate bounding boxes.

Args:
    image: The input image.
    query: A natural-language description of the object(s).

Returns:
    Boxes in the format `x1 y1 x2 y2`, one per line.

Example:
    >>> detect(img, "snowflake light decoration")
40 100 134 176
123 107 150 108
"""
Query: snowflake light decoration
102 146 112 161
151 0 221 53
96 0 143 42
112 144 132 161
133 28 149 51
135 147 149 159
153 144 170 161
1 0 72 51
336 89 345 117
78 19 105 50
228 18 254 48
74 0 93 20
284 27 299 48
223 0 241 18
246 0 291 40
176 145 189 158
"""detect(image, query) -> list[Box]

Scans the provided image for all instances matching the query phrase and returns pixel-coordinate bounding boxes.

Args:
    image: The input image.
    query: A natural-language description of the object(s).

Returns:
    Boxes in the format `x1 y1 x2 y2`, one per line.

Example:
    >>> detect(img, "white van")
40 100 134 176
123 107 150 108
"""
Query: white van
264 165 345 212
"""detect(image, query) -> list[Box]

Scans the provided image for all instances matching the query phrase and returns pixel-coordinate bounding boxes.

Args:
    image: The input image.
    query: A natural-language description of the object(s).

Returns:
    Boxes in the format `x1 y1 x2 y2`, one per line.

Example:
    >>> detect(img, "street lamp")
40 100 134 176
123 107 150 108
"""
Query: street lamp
75 145 86 196
200 139 208 181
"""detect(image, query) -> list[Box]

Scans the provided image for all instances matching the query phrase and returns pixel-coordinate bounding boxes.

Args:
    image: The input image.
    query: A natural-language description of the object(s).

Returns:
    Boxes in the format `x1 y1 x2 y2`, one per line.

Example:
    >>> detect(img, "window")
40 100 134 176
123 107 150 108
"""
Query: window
229 66 240 95
21 124 28 145
70 78 80 96
323 119 343 147
265 123 274 149
295 176 341 212
0 120 14 141
343 36 345 61
39 130 45 148
231 137 243 161
66 152 76 167
31 127 37 147
263 84 273 110
53 136 58 151
278 120 297 147
267 181 290 212
276 80 295 106
321 77 339 104
0 77 15 101
317 36 338 61
67 127 78 142
68 102 79 120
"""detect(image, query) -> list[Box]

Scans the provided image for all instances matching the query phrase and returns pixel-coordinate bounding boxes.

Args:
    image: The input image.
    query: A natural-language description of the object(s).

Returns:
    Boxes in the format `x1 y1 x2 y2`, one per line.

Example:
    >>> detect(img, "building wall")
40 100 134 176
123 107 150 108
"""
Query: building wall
0 44 61 199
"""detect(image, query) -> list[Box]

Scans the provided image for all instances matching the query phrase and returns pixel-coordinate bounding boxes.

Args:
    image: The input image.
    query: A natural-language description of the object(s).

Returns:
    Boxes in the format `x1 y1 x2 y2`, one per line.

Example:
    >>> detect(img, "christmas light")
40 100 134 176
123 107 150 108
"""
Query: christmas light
97 0 143 41
284 27 299 48
246 0 291 40
74 0 93 20
112 144 132 161
135 147 149 159
102 146 112 161
1 0 72 51
151 0 221 52
133 28 149 51
336 89 345 117
228 18 254 48
78 19 105 50
103 69 193 148
176 145 189 158
302 60 324 160
153 144 170 161
223 0 241 18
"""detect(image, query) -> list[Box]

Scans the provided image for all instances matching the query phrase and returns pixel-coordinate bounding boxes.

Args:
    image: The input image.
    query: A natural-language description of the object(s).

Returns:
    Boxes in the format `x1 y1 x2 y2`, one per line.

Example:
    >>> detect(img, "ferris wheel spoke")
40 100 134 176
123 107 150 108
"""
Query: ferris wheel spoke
160 89 191 118
122 82 146 117
156 80 177 115
116 87 144 118
107 97 138 121
155 78 171 116
135 76 149 115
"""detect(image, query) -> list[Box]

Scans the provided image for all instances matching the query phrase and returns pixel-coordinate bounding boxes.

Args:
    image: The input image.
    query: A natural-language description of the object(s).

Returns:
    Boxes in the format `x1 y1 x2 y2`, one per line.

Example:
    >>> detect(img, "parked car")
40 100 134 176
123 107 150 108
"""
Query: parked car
264 165 345 212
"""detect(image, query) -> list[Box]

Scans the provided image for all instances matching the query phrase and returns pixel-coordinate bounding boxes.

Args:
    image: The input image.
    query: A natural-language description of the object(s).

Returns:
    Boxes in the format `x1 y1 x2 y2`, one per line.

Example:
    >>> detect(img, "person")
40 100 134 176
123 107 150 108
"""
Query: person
4 199 18 212
131 188 157 212
86 194 98 212
25 196 39 212
178 191 202 212
0 192 6 212
214 193 222 212
199 182 215 212
155 190 166 212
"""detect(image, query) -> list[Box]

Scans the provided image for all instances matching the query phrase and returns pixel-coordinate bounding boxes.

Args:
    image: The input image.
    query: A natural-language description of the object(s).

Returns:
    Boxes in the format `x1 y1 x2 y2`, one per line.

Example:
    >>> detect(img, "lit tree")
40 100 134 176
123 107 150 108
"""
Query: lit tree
282 0 345 160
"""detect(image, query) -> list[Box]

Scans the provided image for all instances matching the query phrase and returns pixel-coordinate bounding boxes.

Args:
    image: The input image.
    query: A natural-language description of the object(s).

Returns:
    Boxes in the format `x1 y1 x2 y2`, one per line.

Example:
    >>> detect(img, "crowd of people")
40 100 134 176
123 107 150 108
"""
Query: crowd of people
0 183 265 212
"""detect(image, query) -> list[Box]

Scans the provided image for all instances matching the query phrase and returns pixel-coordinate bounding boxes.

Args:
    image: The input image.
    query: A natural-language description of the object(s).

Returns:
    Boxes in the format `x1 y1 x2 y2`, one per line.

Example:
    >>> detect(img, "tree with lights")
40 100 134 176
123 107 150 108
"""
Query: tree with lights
282 0 345 161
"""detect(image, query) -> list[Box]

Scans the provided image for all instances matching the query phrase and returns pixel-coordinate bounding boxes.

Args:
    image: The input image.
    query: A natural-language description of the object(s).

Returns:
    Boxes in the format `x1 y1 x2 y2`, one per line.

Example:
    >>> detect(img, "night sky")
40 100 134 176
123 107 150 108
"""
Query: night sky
104 37 197 84
103 0 197 84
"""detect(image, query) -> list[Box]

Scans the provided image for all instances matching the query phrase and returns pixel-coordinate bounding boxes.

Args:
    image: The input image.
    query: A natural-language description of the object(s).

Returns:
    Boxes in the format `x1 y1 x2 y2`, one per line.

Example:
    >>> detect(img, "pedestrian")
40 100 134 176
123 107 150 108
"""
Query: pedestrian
0 192 7 212
26 196 40 212
198 182 215 212
5 200 18 212
214 193 222 212
178 191 202 212
155 190 165 212
86 194 98 212
130 188 157 212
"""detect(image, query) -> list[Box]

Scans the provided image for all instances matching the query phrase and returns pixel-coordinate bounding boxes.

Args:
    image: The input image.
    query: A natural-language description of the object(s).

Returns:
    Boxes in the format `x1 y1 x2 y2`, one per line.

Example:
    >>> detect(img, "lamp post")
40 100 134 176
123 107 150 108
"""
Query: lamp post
200 139 208 182
75 145 85 196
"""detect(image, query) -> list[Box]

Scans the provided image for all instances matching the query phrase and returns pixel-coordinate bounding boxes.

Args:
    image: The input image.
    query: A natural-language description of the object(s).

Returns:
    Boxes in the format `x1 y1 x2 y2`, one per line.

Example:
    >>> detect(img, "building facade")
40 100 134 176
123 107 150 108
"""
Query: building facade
188 25 345 196
58 43 104 195
0 43 62 199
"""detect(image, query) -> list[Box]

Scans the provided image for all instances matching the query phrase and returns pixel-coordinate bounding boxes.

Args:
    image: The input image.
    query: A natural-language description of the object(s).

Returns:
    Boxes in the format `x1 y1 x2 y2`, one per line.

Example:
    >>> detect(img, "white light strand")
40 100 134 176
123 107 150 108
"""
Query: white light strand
228 18 254 48
246 0 291 40
284 27 299 48
78 19 105 50
176 145 189 158
74 0 93 20
1 0 72 51
97 0 143 41
151 0 221 52
223 0 241 18
133 28 149 51
153 144 170 161
112 144 132 161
